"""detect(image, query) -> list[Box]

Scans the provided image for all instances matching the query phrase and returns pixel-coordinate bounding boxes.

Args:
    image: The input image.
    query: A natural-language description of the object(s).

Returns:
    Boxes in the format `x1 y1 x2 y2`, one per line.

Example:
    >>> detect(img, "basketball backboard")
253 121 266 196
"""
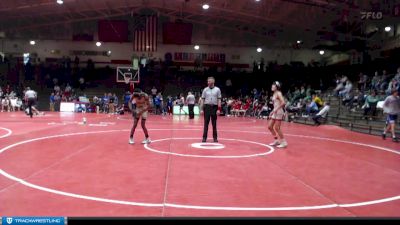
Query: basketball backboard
116 67 140 83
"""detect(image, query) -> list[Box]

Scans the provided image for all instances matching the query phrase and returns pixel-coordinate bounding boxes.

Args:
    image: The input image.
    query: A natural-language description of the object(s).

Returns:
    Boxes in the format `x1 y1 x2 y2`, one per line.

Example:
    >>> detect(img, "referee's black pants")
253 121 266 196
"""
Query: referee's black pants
188 104 195 119
27 98 35 118
203 104 218 140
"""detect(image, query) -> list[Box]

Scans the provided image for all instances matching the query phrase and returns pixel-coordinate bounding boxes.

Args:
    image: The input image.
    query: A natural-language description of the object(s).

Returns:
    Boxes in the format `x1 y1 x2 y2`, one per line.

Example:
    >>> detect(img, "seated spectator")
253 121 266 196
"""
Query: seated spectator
1 96 10 112
54 84 61 93
312 102 330 126
371 72 380 90
64 83 72 100
363 90 380 120
312 93 323 108
348 89 364 111
258 103 270 119
386 79 399 96
12 97 23 111
116 104 125 115
226 97 234 116
221 98 228 116
339 80 353 97
305 85 313 100
251 99 260 117
379 70 389 91
93 96 101 113
238 99 251 117
358 72 368 91
342 90 354 107
231 100 242 117
306 99 319 115
286 100 304 116
291 87 301 102
299 86 306 99
394 67 400 83
334 75 347 96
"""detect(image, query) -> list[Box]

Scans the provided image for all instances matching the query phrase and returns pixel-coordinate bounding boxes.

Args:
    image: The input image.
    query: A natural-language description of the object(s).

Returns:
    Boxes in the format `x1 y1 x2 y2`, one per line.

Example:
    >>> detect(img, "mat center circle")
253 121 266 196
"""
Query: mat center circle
190 142 225 150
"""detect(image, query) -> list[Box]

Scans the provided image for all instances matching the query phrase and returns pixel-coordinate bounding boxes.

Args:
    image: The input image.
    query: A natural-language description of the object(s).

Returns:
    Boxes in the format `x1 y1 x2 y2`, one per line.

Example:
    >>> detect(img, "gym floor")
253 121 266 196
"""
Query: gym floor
0 112 399 217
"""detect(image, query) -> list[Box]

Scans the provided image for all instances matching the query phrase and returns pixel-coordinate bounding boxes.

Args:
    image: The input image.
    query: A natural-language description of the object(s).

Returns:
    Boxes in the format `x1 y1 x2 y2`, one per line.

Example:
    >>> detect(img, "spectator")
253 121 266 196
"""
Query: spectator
54 92 61 111
54 84 61 93
116 104 125 115
258 102 271 119
363 90 380 120
371 72 380 90
312 93 323 108
339 80 353 98
102 93 109 113
306 99 318 115
108 93 115 114
79 77 85 91
358 72 368 91
1 96 10 112
186 91 195 119
64 83 72 100
113 93 119 109
386 79 399 96
10 97 22 111
394 67 400 83
123 92 131 111
379 70 389 91
300 86 306 99
166 96 173 115
151 86 157 104
305 85 313 100
292 87 301 102
334 75 347 96
226 97 234 116
312 102 330 126
154 92 163 115
49 92 55 111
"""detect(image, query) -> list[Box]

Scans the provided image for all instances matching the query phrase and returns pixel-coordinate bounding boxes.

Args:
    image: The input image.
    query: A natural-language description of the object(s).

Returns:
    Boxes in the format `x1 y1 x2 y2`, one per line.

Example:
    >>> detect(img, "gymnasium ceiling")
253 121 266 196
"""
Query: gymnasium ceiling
0 0 399 50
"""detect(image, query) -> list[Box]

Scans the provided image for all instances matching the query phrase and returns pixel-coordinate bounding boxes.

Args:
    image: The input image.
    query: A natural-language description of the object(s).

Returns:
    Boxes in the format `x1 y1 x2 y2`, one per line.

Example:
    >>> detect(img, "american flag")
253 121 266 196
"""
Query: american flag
133 16 158 52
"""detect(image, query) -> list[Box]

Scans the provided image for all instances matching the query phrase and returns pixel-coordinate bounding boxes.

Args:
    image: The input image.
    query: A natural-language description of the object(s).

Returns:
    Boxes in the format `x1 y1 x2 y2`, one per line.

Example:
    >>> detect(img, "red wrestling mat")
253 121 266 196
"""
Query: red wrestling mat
0 112 399 217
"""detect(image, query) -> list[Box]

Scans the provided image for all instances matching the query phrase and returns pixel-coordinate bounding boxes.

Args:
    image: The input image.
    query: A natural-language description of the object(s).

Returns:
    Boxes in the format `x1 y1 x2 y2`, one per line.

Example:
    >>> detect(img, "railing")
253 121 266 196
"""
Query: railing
292 92 400 136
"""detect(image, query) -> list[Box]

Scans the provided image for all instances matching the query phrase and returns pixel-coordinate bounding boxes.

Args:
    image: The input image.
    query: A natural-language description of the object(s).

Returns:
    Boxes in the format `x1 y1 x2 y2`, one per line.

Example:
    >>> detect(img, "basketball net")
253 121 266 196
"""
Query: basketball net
123 74 131 84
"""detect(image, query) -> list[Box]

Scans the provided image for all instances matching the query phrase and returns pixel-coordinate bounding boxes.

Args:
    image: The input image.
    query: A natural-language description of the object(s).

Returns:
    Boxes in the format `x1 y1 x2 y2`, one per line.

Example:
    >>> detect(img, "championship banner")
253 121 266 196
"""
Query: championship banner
174 52 226 63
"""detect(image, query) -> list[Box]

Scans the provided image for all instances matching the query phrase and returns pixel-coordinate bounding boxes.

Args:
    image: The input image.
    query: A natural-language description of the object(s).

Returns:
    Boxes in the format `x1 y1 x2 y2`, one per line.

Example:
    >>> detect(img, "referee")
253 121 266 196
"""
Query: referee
200 77 222 142
24 87 37 118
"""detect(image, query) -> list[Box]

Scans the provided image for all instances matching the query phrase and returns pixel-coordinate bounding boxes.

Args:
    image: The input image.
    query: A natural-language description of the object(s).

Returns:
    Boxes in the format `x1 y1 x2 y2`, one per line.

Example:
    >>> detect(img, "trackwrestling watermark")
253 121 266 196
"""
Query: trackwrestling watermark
1 217 66 225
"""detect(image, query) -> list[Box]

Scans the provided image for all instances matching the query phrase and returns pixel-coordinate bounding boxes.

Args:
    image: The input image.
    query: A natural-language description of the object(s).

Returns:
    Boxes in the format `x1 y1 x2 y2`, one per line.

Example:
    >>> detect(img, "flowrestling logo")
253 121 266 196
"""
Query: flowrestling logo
360 11 383 20
1 217 65 225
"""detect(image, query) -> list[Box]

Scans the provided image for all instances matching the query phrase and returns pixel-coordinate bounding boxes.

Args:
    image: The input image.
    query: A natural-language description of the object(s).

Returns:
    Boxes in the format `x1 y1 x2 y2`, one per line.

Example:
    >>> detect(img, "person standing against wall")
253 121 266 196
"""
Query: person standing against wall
186 91 196 119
